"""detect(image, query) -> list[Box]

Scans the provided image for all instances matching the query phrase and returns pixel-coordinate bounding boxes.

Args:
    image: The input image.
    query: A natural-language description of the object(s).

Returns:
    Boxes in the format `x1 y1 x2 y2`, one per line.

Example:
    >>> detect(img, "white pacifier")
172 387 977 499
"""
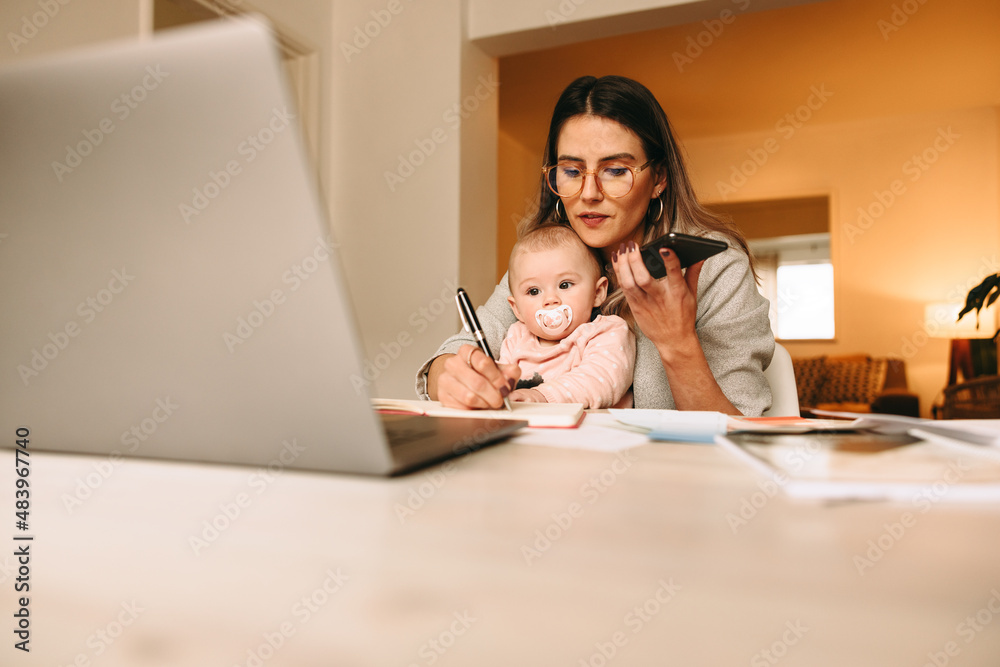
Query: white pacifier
534 304 573 336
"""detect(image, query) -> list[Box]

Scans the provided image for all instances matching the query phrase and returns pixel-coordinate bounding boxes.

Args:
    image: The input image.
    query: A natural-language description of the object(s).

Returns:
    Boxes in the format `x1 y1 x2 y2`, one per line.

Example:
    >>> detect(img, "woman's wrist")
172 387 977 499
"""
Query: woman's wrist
655 338 741 415
655 331 703 371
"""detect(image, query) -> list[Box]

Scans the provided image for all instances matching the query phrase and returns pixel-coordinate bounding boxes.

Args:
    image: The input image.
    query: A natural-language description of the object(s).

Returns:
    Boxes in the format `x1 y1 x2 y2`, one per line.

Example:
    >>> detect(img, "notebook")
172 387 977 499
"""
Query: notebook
373 398 586 428
0 17 525 476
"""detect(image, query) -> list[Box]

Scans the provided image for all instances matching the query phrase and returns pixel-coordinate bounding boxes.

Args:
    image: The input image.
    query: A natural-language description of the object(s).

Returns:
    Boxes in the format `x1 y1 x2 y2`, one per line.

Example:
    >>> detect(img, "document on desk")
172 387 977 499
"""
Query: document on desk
814 410 1000 446
716 429 1000 502
371 398 585 428
507 413 650 451
611 410 868 443
727 415 864 434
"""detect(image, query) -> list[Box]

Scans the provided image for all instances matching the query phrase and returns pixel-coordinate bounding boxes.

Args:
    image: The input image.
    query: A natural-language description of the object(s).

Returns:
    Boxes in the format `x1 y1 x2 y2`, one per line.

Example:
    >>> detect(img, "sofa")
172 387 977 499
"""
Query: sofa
791 354 920 417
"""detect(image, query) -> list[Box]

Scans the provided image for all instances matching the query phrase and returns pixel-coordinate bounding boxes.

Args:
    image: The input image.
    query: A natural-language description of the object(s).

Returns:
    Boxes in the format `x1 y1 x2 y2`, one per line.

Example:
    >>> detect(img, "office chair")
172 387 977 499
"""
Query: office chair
761 343 800 417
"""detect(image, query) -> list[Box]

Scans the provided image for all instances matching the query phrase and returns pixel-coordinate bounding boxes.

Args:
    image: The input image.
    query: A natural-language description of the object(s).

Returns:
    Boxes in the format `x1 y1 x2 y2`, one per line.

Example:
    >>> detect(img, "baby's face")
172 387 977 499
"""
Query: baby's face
507 243 607 342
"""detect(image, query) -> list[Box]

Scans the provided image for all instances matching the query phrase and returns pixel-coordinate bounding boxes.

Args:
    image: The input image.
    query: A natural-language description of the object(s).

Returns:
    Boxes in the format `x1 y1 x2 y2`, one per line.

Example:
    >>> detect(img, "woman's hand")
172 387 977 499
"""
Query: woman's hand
612 242 703 359
612 241 740 414
427 345 520 409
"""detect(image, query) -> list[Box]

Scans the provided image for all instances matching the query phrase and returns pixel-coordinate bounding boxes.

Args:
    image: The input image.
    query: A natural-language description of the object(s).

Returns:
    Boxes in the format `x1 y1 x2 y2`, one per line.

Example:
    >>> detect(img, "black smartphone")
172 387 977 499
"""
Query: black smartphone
639 232 728 278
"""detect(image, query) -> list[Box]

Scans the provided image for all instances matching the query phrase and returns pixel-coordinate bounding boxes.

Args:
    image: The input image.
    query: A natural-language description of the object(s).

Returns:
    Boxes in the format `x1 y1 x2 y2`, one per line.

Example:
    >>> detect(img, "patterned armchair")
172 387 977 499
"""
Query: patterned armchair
791 354 920 417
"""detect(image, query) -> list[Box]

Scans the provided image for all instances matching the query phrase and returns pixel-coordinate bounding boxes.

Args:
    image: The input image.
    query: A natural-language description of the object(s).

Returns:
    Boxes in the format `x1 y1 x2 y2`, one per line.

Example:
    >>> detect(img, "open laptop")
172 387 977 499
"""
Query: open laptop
0 17 525 476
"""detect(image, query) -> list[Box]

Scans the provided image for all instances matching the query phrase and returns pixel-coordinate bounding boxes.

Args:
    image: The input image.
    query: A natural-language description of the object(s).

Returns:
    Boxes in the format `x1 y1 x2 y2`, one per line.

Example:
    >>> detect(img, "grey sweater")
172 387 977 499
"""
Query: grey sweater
415 244 774 416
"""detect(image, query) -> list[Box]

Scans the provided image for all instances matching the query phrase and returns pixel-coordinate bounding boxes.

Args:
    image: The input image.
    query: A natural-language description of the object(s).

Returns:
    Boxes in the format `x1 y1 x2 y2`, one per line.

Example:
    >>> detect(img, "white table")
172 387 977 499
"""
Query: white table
6 435 1000 666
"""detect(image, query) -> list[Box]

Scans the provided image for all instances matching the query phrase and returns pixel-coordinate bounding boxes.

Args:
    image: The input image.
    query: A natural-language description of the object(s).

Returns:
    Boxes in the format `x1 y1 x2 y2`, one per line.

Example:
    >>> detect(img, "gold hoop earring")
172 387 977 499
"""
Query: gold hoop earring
554 199 566 221
648 197 664 224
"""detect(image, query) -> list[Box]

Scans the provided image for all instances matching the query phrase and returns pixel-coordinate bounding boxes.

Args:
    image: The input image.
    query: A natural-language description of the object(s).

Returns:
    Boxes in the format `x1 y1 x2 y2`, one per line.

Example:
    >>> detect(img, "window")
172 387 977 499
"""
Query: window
750 233 834 340
708 196 834 341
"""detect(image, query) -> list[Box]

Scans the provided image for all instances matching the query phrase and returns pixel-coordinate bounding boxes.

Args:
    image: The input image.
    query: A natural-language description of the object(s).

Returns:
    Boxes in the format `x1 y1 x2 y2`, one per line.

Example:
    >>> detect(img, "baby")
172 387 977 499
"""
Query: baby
501 225 635 408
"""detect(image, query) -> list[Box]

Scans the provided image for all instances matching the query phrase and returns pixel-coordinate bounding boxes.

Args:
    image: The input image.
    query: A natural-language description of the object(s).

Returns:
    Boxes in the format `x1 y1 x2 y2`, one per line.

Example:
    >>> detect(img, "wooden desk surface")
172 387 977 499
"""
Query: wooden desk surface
7 438 1000 666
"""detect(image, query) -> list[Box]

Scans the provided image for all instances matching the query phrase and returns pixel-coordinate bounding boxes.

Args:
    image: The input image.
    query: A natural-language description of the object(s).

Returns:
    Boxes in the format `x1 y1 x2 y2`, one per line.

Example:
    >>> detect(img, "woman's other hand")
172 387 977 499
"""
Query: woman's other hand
612 242 703 358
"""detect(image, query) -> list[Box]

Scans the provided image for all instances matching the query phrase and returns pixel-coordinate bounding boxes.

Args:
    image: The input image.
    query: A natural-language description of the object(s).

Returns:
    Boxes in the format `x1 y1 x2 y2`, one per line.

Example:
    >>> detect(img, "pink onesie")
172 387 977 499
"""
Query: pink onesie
498 314 635 408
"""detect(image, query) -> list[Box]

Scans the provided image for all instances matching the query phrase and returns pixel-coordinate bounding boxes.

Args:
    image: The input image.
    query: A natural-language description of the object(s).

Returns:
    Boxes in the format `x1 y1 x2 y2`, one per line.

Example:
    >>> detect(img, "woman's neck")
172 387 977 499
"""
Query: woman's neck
600 227 646 264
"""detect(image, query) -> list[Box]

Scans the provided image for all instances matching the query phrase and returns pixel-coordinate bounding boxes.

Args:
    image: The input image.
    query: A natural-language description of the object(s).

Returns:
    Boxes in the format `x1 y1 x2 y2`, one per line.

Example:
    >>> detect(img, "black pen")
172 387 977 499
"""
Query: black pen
455 287 513 411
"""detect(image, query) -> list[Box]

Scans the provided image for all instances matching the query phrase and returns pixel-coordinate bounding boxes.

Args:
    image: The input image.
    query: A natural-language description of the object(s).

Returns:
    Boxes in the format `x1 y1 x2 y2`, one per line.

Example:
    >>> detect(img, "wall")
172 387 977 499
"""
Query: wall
685 107 1000 416
0 0 143 60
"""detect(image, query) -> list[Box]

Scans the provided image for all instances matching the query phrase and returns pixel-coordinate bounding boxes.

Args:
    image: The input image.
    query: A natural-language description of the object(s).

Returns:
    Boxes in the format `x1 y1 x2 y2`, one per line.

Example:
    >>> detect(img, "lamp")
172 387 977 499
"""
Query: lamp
925 301 998 385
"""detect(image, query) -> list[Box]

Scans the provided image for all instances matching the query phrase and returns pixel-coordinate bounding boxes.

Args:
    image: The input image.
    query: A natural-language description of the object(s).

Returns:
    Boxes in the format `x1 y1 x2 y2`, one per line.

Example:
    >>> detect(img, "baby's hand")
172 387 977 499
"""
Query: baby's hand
509 388 547 403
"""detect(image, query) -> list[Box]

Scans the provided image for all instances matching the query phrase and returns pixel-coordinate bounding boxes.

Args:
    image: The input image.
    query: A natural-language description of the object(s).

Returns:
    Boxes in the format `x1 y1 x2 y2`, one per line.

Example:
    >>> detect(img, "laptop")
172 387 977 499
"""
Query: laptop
0 17 525 476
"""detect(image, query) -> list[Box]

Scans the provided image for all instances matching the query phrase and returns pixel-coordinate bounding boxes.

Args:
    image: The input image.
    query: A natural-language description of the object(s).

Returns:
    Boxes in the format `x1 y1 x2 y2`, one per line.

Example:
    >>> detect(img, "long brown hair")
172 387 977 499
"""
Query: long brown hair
517 75 755 325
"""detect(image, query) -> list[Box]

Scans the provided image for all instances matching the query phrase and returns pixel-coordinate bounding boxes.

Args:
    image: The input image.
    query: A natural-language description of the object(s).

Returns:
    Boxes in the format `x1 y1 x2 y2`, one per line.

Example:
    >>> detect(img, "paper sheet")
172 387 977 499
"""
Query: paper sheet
509 413 650 452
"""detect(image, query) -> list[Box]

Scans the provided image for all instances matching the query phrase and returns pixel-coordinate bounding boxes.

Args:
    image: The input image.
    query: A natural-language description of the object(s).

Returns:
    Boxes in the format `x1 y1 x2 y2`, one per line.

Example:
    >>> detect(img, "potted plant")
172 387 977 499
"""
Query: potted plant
958 273 1000 339
943 274 1000 418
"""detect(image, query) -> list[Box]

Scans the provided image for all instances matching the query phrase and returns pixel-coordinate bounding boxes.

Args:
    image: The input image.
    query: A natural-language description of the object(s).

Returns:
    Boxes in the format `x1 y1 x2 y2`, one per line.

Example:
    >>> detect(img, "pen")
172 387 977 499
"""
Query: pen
455 287 513 411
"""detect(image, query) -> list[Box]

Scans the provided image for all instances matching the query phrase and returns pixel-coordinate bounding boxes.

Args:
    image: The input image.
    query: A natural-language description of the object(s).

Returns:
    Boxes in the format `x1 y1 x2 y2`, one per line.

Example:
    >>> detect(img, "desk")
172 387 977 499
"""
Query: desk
7 439 1000 666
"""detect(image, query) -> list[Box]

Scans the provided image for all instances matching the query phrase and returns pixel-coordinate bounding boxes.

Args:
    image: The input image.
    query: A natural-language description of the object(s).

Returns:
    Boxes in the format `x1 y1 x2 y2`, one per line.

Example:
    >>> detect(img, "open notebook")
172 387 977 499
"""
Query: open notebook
373 399 585 428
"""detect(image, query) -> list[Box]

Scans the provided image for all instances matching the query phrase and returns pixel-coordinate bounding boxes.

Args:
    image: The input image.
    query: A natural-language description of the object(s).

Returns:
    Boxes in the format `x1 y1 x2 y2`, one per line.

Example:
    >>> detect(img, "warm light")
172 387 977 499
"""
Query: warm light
925 302 998 339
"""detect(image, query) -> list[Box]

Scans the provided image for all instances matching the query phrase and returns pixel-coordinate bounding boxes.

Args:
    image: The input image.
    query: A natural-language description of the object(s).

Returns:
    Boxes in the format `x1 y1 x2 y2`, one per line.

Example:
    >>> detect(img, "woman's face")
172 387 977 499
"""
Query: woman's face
554 115 666 260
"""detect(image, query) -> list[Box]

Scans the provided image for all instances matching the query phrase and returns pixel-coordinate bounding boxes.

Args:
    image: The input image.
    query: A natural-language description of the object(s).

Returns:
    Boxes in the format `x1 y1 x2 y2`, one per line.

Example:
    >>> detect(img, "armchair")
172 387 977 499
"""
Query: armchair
792 354 920 418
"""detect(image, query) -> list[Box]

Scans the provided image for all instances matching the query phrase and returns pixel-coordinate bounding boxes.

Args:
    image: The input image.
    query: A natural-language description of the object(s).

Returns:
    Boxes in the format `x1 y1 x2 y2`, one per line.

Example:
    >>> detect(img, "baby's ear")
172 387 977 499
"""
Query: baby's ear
507 295 522 321
593 276 609 306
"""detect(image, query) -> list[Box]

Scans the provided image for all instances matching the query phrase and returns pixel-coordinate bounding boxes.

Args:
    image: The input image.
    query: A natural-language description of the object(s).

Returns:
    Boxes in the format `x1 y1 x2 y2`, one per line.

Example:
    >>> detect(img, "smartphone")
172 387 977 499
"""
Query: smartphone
639 232 728 278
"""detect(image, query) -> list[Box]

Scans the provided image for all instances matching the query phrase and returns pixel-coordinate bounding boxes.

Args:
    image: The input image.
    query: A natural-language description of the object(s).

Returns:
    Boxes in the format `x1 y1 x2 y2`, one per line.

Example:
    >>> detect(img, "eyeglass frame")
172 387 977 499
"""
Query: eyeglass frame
542 159 656 199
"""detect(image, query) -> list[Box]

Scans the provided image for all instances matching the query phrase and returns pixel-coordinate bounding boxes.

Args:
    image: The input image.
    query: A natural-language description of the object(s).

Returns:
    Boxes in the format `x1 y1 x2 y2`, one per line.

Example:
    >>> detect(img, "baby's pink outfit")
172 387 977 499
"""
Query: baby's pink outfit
498 314 635 408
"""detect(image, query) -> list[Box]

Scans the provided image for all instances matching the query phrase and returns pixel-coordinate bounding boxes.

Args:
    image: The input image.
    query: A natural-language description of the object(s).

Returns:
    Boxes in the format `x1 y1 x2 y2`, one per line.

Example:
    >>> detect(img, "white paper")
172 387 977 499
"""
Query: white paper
610 409 728 443
510 413 650 452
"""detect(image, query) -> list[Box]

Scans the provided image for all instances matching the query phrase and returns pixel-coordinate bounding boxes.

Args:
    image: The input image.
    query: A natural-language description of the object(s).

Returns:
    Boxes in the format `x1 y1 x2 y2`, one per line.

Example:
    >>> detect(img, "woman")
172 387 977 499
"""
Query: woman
416 75 774 416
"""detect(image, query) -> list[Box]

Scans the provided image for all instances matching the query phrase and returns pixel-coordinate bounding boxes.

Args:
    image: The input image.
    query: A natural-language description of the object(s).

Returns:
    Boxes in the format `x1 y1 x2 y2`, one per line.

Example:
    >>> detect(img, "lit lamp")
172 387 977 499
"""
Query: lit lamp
925 301 998 385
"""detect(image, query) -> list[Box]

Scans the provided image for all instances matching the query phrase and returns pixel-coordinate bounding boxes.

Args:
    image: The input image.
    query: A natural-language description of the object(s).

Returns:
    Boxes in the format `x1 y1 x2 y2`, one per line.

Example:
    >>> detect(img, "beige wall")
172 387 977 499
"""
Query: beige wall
0 0 142 60
685 107 1000 416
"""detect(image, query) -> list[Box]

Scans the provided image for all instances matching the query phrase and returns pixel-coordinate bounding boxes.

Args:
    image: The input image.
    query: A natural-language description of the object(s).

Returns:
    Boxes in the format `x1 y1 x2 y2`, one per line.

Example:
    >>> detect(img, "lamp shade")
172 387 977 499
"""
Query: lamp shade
925 302 998 339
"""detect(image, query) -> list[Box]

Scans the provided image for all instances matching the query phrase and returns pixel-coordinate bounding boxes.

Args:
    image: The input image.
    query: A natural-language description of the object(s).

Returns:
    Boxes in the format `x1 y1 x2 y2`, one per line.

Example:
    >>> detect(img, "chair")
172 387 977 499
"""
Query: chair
762 343 800 417
942 375 1000 418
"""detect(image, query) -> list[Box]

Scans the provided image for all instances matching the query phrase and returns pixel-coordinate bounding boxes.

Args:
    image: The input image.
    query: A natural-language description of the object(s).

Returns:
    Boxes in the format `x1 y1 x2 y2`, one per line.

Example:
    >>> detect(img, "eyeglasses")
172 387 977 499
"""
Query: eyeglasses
542 160 654 199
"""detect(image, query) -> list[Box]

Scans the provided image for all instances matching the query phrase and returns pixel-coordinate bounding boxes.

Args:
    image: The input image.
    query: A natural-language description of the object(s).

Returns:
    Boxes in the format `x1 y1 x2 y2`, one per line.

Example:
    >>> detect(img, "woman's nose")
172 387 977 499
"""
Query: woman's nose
579 172 603 201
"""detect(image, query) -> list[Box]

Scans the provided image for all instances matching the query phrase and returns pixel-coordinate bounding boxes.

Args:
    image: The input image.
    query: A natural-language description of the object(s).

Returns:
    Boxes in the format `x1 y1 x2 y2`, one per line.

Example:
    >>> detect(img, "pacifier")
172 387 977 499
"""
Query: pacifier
534 304 573 336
